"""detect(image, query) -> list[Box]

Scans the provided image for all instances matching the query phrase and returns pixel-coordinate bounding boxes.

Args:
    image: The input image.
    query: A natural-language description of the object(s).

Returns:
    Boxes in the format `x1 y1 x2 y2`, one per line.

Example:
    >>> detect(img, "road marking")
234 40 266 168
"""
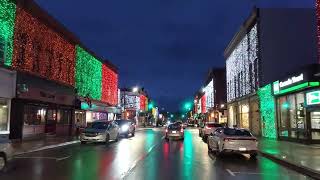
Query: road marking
120 135 165 179
14 155 71 162
226 169 236 176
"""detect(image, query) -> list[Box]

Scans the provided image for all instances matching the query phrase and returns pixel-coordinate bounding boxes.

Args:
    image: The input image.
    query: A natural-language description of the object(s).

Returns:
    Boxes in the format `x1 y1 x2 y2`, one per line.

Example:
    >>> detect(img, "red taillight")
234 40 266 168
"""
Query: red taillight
165 129 168 133
205 126 212 130
180 128 184 133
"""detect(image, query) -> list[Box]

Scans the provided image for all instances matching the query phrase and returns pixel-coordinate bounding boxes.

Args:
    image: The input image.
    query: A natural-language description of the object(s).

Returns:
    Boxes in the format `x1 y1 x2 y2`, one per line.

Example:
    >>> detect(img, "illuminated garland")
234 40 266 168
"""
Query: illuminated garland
226 24 258 102
75 46 102 100
12 7 75 86
102 64 118 105
258 84 277 139
317 0 320 61
0 0 16 66
201 95 206 113
140 95 147 111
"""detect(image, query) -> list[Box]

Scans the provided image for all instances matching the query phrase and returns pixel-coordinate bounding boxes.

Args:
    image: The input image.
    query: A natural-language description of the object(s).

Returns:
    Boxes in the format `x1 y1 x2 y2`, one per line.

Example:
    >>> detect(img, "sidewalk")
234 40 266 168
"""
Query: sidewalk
258 138 320 179
10 136 80 156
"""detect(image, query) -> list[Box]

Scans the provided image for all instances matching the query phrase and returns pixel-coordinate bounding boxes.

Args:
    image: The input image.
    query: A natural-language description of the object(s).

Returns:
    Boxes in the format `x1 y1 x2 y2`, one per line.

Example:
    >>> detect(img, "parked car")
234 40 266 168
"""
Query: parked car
165 123 184 141
80 121 120 145
202 123 223 142
199 122 206 137
115 119 135 138
0 139 13 172
207 127 258 159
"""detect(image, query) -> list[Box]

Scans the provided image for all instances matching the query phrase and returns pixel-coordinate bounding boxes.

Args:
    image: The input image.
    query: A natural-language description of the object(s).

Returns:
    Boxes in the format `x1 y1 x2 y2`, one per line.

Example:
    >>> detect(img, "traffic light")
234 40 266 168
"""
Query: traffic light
148 102 154 110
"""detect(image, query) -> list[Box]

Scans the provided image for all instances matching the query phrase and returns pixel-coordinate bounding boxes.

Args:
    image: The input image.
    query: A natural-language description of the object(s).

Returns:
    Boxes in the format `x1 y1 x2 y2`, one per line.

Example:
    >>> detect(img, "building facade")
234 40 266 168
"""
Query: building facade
0 0 119 140
225 8 318 136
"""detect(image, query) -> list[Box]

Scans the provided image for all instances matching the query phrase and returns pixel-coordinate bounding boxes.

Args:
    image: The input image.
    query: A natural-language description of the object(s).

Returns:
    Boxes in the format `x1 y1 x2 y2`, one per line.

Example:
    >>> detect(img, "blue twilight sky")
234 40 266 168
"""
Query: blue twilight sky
35 0 314 111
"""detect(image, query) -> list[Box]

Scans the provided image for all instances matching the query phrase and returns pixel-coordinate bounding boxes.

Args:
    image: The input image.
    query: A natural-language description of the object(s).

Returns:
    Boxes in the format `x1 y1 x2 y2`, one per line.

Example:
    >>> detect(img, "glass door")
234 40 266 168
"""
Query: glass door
310 110 320 141
45 108 57 134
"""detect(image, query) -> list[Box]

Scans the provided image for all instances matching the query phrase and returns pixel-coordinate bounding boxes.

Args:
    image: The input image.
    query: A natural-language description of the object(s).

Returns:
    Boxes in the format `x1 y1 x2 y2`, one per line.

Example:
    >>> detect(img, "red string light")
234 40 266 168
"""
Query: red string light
140 95 147 111
12 7 76 86
102 64 118 106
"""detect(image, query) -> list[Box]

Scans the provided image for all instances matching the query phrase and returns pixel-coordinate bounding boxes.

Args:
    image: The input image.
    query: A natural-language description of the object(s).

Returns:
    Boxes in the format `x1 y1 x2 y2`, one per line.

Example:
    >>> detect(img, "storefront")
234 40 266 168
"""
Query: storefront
0 68 16 140
10 73 75 140
75 98 121 128
273 65 320 143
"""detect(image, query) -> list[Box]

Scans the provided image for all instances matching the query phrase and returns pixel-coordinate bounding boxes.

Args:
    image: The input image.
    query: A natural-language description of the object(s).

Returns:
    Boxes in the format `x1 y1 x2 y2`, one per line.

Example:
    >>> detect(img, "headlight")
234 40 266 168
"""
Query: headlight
121 125 129 131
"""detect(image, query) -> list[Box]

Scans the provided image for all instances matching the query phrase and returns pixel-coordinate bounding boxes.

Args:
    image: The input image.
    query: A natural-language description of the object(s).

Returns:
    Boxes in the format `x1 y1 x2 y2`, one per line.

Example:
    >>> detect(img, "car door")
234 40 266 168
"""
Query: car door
212 129 222 149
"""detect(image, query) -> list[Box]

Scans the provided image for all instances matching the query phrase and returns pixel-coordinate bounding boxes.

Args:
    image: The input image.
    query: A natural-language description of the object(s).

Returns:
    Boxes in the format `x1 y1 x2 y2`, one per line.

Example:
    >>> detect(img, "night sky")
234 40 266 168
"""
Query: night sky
35 0 314 111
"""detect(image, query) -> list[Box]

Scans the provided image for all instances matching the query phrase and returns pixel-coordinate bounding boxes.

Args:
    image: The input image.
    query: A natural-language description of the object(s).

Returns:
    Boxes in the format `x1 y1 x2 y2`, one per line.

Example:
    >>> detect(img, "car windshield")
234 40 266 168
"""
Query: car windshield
207 123 222 128
224 129 252 137
168 123 181 130
90 122 110 129
116 120 130 126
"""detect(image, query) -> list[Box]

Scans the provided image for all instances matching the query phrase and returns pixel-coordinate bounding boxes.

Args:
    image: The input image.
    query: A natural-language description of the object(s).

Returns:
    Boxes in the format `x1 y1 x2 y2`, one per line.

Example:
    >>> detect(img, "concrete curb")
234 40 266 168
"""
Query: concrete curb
259 151 320 180
14 140 80 156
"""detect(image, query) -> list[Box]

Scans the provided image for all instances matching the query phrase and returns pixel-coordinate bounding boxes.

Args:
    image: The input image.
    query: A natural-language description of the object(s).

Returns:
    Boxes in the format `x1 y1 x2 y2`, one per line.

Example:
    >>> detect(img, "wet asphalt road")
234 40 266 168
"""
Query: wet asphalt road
0 128 312 180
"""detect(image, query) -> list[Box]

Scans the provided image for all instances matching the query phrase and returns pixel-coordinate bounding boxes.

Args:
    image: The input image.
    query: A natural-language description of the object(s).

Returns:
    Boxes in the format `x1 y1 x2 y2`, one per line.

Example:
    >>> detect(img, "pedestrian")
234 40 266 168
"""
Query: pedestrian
75 119 81 138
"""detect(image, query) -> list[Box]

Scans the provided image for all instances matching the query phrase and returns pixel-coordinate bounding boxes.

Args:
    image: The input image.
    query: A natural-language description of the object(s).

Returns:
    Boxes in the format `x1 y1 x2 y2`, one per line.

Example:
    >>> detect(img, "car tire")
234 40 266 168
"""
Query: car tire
132 131 135 137
0 153 7 173
250 153 258 159
115 133 119 142
105 135 110 146
80 141 86 145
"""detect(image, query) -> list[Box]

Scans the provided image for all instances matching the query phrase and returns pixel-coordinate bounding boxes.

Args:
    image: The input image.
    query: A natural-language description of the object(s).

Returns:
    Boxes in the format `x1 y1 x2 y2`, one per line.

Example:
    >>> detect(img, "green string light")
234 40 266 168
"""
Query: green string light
75 46 102 100
258 84 277 139
0 0 16 66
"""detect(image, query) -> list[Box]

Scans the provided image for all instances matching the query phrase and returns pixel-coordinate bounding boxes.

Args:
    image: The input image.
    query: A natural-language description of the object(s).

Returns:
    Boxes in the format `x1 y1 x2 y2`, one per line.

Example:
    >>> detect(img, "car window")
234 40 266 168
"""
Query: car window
207 124 222 128
224 129 252 137
168 123 181 130
91 122 110 129
116 120 130 126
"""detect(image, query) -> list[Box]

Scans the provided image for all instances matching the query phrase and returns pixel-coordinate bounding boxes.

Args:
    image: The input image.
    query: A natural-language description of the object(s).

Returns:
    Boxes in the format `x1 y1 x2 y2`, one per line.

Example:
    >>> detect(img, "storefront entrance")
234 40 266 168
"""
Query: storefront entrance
45 108 57 134
307 108 320 142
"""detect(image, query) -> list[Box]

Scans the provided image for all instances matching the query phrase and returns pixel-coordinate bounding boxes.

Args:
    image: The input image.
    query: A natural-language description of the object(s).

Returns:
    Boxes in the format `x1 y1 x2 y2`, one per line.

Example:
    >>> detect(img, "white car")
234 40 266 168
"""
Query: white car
201 123 223 142
80 121 120 145
0 139 13 172
207 128 258 159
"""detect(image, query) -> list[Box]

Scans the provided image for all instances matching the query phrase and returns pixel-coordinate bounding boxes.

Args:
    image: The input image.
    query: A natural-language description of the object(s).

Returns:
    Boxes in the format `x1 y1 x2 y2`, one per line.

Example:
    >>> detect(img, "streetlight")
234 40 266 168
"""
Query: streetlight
133 86 139 93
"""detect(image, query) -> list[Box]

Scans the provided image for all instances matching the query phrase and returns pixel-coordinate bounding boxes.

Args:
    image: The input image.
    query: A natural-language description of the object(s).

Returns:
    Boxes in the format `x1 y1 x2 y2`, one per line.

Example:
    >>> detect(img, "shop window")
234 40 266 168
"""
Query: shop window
0 36 6 65
0 99 9 131
57 110 71 125
23 105 46 125
240 104 249 129
288 94 297 129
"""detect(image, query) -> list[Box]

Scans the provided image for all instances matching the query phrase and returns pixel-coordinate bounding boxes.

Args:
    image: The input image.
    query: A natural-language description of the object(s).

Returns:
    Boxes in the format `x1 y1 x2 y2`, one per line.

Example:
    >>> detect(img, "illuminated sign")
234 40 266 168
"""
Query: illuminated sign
307 90 320 105
279 73 304 88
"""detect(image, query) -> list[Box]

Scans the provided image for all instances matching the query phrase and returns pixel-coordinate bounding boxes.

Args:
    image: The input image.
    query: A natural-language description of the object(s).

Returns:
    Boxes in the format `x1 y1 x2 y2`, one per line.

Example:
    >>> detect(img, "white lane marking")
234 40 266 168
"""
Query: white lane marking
120 135 165 179
226 169 236 176
14 155 71 162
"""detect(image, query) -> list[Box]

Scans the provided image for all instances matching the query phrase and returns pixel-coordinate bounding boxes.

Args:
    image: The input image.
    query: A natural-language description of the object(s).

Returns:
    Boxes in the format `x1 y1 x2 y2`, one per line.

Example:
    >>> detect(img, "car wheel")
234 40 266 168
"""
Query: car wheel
132 131 135 137
115 133 119 142
250 153 258 159
80 141 86 145
0 153 7 173
105 135 110 146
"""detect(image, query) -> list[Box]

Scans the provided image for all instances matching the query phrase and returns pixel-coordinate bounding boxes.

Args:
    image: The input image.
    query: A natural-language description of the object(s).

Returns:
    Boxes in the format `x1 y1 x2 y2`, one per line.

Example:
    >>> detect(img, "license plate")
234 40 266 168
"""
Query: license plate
172 131 176 133
239 147 246 151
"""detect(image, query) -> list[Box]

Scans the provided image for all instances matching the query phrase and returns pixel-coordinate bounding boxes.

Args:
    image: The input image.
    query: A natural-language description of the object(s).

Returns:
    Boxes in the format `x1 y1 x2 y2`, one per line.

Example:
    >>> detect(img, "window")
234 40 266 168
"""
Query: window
57 110 71 125
0 99 9 131
0 36 6 65
23 105 46 126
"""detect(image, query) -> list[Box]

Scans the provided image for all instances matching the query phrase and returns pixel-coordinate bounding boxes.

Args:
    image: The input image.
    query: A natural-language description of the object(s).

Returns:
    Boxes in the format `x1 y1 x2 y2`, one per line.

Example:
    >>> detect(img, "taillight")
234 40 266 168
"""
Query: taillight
205 126 212 130
165 129 168 133
180 128 184 133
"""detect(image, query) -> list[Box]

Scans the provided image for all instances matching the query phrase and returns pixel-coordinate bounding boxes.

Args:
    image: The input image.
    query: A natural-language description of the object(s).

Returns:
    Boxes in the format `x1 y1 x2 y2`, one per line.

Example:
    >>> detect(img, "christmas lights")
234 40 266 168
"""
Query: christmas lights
140 95 147 111
258 84 277 139
317 0 320 60
102 64 118 105
226 24 259 102
75 46 102 100
0 0 16 66
12 7 75 86
204 79 214 109
201 95 206 113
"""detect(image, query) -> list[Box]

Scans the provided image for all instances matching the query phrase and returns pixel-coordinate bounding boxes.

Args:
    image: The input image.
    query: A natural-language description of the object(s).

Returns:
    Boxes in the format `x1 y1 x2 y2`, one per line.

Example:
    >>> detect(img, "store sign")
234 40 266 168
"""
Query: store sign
307 91 320 105
279 73 304 88
273 81 280 94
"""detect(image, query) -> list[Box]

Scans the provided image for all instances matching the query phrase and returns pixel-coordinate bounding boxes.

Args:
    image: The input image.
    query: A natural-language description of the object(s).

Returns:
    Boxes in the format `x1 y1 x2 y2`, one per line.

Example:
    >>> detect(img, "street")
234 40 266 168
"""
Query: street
0 128 310 180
